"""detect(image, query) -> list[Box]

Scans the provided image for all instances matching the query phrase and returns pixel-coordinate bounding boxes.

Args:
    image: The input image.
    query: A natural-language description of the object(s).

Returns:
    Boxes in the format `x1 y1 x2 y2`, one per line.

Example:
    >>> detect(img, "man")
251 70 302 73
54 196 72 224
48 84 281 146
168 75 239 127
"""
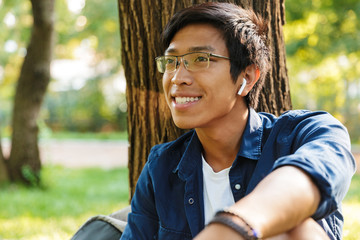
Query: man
121 2 355 239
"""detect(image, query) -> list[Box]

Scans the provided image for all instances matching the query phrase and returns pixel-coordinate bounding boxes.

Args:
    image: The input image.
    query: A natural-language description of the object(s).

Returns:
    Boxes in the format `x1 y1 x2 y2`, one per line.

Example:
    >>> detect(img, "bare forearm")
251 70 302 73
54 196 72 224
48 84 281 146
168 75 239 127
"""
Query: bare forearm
195 166 322 239
229 166 321 237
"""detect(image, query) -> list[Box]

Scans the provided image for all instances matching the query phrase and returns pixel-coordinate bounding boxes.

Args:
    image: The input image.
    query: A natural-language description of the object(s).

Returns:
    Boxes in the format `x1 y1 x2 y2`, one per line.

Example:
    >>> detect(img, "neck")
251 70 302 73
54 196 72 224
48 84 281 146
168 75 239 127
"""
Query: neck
196 103 249 172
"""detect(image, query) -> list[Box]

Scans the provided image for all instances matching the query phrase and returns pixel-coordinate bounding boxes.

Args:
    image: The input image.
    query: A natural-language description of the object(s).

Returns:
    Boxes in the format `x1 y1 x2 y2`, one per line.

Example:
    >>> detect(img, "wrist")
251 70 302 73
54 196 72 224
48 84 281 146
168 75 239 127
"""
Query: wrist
208 209 262 240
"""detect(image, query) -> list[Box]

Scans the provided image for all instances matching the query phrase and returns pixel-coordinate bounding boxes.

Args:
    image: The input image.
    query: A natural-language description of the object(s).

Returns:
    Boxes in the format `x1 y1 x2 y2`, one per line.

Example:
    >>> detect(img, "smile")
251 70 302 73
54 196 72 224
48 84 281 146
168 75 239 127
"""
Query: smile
175 97 201 104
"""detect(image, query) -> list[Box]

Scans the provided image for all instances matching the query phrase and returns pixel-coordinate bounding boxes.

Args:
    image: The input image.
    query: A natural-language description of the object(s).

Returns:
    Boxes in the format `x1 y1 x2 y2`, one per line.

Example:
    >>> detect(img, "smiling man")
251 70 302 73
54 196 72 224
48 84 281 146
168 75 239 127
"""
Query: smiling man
120 2 355 240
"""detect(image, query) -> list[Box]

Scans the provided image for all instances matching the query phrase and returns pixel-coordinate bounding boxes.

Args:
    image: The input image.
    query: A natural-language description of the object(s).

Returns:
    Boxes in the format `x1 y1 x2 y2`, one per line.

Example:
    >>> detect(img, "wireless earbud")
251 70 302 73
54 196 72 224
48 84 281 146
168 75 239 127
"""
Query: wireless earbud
237 78 247 95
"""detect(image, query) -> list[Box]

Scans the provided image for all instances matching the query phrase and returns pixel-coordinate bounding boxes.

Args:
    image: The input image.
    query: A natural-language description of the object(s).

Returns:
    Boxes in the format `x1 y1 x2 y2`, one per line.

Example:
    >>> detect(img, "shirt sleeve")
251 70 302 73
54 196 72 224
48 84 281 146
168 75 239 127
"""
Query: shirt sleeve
272 112 356 220
120 161 159 239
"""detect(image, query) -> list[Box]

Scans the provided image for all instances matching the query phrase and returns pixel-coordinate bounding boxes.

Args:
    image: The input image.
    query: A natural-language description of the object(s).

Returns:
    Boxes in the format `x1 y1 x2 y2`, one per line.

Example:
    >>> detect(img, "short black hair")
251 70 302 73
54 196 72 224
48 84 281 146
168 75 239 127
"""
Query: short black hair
161 2 270 109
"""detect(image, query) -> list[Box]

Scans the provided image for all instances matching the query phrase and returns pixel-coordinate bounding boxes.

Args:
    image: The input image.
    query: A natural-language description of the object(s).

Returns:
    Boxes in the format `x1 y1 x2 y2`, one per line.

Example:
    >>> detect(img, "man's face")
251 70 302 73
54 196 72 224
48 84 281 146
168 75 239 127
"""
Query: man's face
162 23 243 129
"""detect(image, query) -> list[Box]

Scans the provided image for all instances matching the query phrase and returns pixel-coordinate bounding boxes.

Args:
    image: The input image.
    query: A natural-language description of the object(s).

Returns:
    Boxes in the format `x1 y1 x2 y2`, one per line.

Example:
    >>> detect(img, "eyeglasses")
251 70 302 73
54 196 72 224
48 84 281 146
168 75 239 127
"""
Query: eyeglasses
155 52 230 73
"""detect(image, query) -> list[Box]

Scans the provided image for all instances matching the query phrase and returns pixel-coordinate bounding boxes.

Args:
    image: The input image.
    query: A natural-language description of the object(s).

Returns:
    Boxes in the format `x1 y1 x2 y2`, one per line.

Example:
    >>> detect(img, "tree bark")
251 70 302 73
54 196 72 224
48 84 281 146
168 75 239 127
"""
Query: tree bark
7 0 54 184
118 0 291 197
251 0 292 114
0 131 9 183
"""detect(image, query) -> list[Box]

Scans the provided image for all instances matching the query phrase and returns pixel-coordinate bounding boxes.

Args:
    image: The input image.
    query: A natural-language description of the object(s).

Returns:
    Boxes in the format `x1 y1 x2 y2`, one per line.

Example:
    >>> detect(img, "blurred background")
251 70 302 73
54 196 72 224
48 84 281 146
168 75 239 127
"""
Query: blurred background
0 0 359 239
0 0 359 142
0 0 126 139
286 0 360 144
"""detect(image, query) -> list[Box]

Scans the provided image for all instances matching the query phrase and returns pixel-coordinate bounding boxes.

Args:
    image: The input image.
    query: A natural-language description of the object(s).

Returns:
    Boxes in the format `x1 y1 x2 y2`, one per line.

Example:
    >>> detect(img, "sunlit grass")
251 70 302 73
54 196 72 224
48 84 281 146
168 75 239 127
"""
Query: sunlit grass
343 174 360 240
0 166 129 239
1 216 87 239
343 202 360 240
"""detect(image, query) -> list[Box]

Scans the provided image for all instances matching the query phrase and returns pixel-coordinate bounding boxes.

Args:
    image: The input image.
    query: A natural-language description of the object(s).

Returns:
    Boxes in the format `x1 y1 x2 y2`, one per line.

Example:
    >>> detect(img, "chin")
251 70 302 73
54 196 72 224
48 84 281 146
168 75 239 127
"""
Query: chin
172 119 196 130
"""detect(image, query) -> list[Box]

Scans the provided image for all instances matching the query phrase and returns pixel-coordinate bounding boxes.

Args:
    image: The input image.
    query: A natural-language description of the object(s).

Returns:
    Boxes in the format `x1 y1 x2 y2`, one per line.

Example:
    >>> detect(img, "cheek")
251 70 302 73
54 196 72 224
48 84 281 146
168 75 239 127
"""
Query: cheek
162 73 171 88
162 76 168 93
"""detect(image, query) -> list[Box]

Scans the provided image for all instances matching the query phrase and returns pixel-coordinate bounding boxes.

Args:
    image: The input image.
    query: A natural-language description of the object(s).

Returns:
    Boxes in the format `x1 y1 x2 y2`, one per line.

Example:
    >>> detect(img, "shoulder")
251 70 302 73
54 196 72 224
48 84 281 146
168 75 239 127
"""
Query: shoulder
257 110 348 144
279 110 346 132
258 109 343 129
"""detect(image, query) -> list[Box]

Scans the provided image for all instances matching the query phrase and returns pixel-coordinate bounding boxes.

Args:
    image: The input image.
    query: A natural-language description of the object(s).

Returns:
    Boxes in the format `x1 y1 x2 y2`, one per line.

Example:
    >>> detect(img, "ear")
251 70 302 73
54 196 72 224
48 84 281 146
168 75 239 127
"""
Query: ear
236 64 260 96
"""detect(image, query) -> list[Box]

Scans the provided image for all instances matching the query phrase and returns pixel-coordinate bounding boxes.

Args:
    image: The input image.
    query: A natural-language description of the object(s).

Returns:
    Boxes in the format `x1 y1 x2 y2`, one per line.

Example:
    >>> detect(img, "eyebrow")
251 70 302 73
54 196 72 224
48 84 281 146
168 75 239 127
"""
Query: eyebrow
165 45 216 55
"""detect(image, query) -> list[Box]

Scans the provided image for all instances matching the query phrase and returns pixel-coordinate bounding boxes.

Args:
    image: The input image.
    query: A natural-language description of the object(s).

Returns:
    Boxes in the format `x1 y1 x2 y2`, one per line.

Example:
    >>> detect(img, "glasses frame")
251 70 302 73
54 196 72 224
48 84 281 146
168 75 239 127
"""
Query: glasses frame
155 52 230 73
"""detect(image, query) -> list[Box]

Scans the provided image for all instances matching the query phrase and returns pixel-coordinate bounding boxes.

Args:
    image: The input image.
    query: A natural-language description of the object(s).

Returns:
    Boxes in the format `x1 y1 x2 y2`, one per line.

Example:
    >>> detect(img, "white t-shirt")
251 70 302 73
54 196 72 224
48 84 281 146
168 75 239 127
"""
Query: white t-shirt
202 155 235 225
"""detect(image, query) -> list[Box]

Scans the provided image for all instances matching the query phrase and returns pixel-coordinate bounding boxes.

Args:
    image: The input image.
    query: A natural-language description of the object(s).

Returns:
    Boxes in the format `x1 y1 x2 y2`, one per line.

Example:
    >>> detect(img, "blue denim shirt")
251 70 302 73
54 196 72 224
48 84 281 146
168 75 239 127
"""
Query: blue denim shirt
121 109 356 240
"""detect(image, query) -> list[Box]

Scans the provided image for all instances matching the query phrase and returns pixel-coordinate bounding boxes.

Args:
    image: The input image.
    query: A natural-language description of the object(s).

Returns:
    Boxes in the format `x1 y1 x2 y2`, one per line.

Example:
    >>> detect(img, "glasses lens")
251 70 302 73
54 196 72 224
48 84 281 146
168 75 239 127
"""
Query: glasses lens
156 57 165 73
184 52 209 71
156 56 176 73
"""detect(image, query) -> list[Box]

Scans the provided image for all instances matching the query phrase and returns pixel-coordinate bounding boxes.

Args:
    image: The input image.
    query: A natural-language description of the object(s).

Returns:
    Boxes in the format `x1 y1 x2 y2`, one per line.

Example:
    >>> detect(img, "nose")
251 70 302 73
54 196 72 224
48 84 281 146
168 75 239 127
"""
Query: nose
171 58 193 85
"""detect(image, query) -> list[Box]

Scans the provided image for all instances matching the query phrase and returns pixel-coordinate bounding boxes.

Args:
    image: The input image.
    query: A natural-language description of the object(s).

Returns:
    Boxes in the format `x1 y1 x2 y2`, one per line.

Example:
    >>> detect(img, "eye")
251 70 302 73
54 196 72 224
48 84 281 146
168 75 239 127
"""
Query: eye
194 56 208 62
164 57 175 65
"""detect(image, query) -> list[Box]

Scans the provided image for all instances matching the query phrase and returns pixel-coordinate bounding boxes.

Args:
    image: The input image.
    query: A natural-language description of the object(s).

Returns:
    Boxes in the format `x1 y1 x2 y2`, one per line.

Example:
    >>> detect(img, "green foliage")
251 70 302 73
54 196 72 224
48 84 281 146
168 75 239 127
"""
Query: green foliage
44 131 128 141
0 0 31 82
0 166 129 239
21 165 40 187
46 0 125 133
0 0 125 134
43 78 127 132
54 0 120 60
285 0 360 142
0 0 32 133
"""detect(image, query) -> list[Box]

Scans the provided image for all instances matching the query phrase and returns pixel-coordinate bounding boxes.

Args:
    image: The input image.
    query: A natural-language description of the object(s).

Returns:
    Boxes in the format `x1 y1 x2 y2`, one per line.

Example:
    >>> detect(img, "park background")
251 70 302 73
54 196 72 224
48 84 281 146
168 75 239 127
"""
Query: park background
0 0 359 239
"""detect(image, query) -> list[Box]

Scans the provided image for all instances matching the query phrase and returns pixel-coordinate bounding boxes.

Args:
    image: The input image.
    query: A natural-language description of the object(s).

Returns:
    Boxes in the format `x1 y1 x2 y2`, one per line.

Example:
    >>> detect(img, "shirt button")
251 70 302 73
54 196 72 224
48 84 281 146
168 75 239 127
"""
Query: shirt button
235 184 241 190
188 198 194 205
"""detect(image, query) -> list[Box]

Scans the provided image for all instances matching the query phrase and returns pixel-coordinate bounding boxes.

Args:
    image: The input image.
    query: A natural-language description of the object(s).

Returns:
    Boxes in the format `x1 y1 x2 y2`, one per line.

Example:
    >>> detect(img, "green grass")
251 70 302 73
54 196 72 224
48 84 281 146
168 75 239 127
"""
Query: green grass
0 166 129 240
343 174 360 240
0 167 359 239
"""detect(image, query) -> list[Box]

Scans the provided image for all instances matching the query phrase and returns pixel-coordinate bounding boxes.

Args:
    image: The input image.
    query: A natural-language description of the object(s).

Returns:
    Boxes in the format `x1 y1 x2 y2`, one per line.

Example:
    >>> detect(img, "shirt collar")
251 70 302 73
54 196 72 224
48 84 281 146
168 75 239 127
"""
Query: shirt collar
236 108 263 161
173 130 202 181
173 108 263 179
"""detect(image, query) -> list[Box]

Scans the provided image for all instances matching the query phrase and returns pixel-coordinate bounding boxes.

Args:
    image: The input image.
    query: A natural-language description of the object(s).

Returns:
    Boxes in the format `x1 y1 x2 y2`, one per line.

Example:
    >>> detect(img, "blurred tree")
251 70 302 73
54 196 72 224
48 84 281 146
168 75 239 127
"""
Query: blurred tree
0 0 54 184
0 0 125 135
0 131 8 182
118 0 291 197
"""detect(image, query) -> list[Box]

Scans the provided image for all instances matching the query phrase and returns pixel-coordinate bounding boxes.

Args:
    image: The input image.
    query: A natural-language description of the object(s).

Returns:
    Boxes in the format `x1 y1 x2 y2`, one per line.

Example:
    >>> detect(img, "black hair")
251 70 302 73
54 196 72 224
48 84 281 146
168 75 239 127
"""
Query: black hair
161 2 270 109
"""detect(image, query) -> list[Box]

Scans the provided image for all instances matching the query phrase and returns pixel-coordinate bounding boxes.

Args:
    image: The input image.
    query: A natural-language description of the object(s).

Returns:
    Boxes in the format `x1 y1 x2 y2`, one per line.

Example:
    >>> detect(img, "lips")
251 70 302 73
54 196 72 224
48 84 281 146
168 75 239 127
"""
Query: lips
175 96 201 104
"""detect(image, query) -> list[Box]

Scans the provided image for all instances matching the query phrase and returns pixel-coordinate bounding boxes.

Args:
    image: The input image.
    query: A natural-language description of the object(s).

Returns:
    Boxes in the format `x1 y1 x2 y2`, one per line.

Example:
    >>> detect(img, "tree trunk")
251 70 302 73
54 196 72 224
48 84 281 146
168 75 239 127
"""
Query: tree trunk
0 132 9 183
118 0 291 197
7 0 54 184
251 0 292 114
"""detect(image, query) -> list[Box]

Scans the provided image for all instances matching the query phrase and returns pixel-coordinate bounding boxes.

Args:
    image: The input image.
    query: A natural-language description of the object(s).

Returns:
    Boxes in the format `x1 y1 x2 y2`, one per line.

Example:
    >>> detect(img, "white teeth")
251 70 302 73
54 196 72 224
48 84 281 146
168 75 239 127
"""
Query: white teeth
175 97 200 104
